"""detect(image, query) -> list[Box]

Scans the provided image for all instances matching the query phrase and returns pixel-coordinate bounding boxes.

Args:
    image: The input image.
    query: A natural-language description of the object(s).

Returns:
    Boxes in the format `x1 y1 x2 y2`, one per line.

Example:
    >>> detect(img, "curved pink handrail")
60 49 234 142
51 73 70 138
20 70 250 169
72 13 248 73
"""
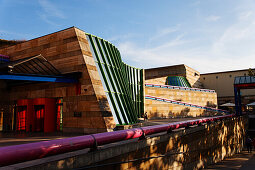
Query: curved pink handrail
0 114 234 167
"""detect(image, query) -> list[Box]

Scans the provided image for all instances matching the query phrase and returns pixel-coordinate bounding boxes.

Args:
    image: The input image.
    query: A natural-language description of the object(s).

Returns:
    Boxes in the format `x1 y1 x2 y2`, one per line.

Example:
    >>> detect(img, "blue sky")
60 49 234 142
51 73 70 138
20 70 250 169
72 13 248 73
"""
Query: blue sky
0 0 254 73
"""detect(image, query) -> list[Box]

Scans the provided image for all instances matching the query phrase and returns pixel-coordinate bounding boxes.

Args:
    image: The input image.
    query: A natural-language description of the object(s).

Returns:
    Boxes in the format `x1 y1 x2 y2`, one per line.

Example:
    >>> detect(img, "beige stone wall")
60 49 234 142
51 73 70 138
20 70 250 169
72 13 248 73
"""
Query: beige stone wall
145 86 218 118
13 116 247 170
97 116 247 170
145 65 186 79
184 65 202 88
0 27 115 133
145 77 168 85
200 70 255 105
145 64 203 88
201 70 255 97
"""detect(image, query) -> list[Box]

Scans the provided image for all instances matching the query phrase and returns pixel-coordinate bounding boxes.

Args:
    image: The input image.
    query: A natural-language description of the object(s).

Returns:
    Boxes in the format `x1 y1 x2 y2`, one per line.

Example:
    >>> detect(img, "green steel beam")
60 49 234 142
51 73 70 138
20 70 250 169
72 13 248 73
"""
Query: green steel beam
94 37 129 124
111 47 137 122
99 38 134 123
87 35 124 125
86 33 144 125
105 42 136 123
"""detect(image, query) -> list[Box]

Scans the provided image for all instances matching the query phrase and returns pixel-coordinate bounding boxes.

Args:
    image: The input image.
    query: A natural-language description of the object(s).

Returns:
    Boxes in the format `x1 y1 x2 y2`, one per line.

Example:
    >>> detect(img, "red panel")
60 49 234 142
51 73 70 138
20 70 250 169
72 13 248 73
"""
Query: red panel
75 83 81 95
16 107 26 131
33 98 56 133
56 104 61 131
17 99 33 132
234 83 255 89
56 98 63 131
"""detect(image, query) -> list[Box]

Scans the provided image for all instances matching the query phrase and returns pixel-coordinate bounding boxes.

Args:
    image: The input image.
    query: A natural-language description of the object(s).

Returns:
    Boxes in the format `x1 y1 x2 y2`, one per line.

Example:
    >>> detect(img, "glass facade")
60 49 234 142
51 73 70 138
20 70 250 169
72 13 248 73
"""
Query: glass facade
167 76 191 88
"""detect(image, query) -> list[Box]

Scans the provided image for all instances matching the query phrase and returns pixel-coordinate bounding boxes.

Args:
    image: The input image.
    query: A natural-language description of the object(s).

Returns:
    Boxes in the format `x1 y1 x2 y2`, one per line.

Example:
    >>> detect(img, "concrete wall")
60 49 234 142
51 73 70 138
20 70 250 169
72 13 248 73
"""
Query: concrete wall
200 70 255 105
145 64 202 88
145 86 218 118
0 27 115 133
6 116 247 170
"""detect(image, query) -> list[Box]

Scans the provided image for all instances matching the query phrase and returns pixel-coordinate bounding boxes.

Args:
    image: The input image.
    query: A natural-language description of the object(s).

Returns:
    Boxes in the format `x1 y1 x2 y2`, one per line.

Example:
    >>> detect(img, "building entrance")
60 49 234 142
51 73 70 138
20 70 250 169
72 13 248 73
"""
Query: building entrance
34 105 44 132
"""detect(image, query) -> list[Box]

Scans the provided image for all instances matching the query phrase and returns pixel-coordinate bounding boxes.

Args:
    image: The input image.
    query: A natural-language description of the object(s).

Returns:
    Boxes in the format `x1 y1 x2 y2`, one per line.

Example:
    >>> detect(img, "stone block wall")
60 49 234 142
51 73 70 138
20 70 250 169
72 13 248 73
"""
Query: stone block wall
9 116 247 170
184 65 202 88
96 116 247 170
145 86 218 118
0 27 115 133
145 64 202 88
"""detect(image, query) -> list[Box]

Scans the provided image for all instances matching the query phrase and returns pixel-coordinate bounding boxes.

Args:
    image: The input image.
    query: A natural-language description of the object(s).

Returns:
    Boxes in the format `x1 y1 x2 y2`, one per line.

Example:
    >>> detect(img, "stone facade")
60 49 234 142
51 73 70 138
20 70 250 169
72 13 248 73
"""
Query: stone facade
145 86 218 118
145 64 202 88
6 116 247 170
0 27 115 133
201 70 255 106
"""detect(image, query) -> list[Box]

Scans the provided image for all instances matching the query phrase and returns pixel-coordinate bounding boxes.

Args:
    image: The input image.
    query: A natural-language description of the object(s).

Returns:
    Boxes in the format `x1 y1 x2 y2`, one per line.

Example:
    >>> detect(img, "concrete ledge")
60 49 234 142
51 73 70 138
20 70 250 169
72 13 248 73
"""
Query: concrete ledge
0 116 247 170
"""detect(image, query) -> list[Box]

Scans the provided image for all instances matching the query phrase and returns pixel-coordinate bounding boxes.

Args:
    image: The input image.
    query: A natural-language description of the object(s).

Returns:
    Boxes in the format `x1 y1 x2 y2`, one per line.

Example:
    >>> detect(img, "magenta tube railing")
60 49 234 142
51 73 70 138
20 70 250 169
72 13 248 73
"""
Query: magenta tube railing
0 114 235 167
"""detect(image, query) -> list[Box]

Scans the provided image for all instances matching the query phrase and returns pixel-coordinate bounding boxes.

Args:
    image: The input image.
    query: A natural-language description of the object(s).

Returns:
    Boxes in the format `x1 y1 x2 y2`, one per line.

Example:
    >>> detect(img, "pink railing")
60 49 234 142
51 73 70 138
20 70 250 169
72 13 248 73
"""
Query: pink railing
0 114 234 167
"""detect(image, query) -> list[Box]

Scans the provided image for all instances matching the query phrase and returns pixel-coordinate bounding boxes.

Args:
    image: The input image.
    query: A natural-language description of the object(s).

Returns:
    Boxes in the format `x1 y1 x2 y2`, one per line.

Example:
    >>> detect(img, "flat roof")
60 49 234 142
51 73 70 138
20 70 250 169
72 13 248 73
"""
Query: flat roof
201 68 250 75
145 64 185 71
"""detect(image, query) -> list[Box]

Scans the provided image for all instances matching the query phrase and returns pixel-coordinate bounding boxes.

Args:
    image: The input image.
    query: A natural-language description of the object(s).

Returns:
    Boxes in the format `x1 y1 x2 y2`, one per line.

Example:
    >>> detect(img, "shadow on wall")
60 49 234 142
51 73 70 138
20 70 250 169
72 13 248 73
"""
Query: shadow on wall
148 107 191 119
192 76 202 88
90 117 247 170
207 101 217 108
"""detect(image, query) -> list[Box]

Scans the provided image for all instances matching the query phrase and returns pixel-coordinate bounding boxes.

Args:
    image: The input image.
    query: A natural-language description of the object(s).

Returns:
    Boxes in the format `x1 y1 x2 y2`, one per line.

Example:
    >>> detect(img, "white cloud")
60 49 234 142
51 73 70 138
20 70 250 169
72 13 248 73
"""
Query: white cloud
117 9 255 73
149 25 180 42
0 29 30 40
206 15 221 21
113 1 255 73
212 10 255 59
38 0 65 25
238 11 253 20
107 33 137 42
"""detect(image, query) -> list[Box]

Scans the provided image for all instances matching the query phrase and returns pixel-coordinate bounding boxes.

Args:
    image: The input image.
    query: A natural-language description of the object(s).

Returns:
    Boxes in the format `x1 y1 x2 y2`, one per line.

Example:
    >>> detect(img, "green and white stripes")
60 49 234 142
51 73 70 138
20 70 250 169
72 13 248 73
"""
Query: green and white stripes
86 34 144 125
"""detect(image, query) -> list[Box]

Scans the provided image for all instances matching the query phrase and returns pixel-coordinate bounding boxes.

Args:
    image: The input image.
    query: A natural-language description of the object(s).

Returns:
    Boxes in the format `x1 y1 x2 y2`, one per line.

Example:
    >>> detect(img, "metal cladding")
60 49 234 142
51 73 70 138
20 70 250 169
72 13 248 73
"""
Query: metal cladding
86 34 144 125
234 76 255 115
0 114 235 167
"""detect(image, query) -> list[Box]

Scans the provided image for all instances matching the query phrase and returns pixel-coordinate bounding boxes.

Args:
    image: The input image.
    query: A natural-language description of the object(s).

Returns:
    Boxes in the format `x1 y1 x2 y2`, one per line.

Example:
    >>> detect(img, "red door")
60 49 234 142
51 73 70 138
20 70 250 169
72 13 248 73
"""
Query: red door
34 105 44 132
17 106 27 131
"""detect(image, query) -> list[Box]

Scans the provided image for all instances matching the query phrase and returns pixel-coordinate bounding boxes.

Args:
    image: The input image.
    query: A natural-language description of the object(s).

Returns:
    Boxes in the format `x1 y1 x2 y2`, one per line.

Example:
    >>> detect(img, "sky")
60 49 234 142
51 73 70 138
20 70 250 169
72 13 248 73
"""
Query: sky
0 0 255 73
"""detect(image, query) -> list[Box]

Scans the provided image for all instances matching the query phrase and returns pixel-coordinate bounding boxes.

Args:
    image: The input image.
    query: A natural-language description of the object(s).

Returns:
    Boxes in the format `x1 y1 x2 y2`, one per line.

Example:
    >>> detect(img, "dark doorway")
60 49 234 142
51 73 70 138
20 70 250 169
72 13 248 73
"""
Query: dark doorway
34 105 44 132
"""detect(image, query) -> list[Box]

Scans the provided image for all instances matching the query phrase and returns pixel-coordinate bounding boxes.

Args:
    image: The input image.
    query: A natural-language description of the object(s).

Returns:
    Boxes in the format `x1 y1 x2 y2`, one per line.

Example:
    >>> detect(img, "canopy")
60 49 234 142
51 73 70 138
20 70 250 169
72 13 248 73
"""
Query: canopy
220 103 235 107
247 102 255 106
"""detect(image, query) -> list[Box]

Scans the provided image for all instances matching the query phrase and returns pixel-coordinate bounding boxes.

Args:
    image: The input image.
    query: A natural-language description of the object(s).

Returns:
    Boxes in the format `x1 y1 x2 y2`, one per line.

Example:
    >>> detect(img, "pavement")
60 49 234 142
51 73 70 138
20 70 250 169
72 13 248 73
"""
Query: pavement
205 150 255 170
